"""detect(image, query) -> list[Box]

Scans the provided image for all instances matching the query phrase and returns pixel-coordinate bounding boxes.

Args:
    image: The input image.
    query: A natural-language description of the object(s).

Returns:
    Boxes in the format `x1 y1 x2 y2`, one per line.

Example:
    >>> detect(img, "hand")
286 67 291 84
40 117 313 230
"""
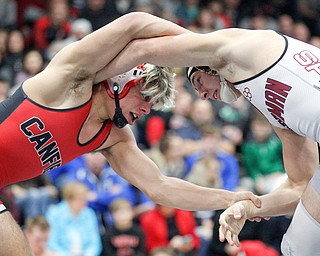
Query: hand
248 216 270 222
169 235 193 253
230 191 261 208
219 200 255 247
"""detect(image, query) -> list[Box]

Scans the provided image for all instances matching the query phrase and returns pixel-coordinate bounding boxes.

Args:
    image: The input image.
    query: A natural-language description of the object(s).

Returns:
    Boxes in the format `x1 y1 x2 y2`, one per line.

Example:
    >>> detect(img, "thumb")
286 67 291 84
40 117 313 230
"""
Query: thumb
250 194 261 208
233 207 242 219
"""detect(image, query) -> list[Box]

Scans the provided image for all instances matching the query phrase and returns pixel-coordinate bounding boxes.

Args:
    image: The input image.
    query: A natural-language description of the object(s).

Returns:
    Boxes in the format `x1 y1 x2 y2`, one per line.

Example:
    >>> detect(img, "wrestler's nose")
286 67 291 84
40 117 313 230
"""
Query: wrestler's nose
140 102 152 115
200 90 209 100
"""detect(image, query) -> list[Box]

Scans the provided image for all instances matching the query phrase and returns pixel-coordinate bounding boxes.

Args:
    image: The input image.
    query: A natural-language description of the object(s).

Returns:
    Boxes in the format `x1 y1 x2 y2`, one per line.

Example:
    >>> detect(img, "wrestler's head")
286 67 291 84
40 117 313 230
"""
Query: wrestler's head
104 64 175 127
186 66 238 104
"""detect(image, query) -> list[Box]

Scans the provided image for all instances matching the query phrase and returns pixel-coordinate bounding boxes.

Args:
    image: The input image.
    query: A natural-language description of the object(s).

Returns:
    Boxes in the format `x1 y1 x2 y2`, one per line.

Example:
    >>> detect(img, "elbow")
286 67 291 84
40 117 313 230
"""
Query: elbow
120 12 156 38
143 185 163 204
127 39 155 64
140 179 167 205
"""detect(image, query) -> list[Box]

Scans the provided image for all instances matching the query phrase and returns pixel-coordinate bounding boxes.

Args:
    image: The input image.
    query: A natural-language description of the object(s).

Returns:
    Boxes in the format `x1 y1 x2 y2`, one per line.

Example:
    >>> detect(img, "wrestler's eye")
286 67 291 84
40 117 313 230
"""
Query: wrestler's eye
144 95 151 102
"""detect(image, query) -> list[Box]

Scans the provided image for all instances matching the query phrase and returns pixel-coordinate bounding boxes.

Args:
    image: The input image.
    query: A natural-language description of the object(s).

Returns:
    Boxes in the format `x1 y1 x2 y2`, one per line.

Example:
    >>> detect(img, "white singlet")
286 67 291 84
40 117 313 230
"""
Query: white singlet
234 34 320 142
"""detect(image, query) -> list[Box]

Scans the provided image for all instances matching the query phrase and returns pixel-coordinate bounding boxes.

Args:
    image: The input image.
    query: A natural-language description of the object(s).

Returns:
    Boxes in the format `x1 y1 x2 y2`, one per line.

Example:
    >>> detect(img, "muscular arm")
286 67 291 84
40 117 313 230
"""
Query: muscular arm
219 128 319 246
24 12 190 107
100 128 260 211
249 127 318 217
95 28 285 82
73 12 190 78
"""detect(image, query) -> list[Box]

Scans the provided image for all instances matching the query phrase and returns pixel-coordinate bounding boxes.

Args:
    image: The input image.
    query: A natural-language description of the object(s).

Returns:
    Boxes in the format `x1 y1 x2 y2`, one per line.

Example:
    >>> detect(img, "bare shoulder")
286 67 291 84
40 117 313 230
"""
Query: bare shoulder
214 29 285 81
23 42 94 108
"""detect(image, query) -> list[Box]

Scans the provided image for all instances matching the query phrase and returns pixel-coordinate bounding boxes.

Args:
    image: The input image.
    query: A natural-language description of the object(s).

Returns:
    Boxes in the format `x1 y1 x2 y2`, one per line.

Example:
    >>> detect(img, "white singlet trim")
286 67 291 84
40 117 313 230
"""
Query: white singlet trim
0 204 6 213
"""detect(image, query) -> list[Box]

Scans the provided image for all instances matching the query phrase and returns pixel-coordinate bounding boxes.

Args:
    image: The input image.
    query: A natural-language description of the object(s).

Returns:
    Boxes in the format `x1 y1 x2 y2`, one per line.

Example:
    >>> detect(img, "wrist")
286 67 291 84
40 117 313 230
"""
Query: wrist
243 200 257 219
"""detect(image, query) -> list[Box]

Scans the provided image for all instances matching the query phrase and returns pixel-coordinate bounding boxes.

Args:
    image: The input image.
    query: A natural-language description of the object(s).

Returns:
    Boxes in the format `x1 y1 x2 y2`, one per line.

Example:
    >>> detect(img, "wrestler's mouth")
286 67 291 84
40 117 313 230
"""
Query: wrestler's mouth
130 112 138 123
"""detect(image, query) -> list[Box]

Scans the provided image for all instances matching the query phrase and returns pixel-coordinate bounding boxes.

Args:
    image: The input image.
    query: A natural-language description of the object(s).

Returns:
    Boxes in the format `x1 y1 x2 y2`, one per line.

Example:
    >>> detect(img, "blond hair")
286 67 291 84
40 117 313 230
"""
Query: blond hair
110 198 132 213
61 182 88 200
139 63 176 110
25 216 50 232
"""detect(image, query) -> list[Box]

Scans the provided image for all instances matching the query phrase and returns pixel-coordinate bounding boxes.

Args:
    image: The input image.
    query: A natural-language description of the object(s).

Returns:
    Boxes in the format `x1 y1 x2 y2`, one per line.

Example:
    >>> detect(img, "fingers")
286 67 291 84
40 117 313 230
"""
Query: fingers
231 231 240 247
219 224 226 242
226 230 240 247
248 216 271 222
218 215 240 247
219 226 240 247
248 217 262 222
233 207 242 220
248 192 261 208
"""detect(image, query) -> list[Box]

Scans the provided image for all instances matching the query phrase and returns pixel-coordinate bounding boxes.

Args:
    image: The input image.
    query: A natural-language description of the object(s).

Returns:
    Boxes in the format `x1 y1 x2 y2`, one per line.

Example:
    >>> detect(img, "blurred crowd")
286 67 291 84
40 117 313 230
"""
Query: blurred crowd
1 0 320 255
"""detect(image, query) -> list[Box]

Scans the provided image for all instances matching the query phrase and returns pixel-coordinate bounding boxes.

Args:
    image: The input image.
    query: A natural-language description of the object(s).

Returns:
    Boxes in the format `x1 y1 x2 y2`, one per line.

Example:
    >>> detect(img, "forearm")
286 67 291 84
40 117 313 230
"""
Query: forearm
150 176 234 211
247 179 305 218
126 12 190 39
75 12 190 80
103 140 258 212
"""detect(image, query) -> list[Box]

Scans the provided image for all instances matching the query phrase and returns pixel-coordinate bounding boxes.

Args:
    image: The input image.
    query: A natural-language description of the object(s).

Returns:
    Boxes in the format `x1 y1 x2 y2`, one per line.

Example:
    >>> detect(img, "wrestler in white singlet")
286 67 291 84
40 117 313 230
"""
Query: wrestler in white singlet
234 34 320 256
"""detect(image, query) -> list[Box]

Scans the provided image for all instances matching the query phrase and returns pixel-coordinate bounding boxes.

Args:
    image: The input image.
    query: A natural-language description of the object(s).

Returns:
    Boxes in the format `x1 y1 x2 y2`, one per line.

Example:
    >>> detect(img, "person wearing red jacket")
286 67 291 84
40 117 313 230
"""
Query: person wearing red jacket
140 204 200 255
33 0 71 51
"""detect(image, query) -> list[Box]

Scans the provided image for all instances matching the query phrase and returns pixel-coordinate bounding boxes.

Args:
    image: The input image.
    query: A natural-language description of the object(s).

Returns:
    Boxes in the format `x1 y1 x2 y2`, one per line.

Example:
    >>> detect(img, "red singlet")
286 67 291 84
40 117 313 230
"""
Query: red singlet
0 86 112 188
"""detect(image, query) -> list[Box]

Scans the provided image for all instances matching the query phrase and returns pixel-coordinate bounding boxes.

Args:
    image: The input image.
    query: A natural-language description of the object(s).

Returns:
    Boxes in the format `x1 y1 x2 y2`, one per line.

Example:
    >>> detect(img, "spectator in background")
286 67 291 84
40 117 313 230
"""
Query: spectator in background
33 0 71 55
101 198 146 256
46 18 93 61
46 156 85 192
16 1 47 28
3 29 25 87
0 29 9 82
61 152 154 229
292 21 311 42
11 174 58 225
168 90 196 140
62 152 130 233
146 132 201 179
0 29 8 60
188 7 216 33
175 0 200 27
149 246 177 256
0 0 17 30
208 0 233 29
310 35 320 48
241 112 286 195
24 216 58 256
46 182 102 256
11 49 45 94
140 204 200 255
79 0 119 31
297 0 320 36
277 14 295 37
239 11 278 31
185 153 221 189
0 77 9 101
187 124 240 192
214 92 253 133
188 98 219 139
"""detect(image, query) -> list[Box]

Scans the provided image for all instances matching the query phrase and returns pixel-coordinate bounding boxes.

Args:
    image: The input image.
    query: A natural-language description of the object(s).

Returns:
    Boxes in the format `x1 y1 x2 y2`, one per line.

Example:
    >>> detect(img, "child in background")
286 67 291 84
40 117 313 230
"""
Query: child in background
101 198 146 256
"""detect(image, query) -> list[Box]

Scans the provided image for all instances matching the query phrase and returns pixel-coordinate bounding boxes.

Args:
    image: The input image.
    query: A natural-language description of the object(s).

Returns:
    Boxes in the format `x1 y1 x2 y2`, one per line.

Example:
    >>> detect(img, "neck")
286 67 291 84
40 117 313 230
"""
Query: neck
91 83 112 121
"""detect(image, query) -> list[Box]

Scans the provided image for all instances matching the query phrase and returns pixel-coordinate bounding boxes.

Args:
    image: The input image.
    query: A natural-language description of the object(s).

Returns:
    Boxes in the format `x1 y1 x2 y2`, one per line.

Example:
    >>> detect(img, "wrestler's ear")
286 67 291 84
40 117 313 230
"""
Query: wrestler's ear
136 77 144 85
